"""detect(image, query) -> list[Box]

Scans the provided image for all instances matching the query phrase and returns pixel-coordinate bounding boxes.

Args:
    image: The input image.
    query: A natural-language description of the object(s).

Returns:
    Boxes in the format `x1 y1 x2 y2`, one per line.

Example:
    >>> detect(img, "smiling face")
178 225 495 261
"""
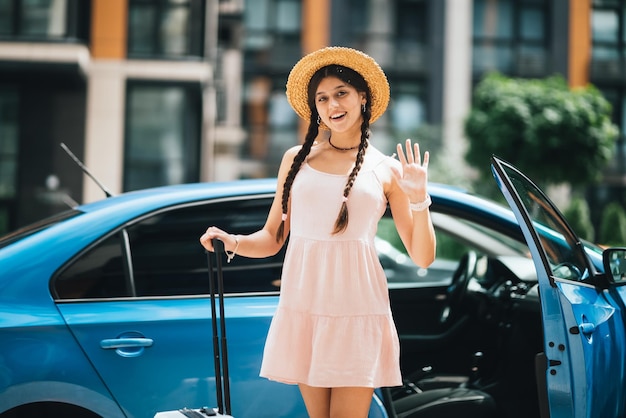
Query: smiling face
314 76 367 134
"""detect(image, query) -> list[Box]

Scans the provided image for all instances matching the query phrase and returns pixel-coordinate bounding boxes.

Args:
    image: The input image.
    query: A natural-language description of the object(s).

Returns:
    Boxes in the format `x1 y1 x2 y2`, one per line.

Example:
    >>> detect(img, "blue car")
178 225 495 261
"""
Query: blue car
0 157 623 418
491 156 626 418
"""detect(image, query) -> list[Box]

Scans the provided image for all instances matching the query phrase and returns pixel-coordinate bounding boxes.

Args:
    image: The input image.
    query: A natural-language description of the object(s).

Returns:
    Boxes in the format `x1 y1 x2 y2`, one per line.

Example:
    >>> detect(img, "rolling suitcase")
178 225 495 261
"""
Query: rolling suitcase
155 239 234 418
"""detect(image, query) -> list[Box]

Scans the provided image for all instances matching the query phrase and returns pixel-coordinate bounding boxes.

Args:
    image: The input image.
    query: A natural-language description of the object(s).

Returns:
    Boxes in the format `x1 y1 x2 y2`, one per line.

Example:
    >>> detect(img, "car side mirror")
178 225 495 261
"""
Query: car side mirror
603 247 626 284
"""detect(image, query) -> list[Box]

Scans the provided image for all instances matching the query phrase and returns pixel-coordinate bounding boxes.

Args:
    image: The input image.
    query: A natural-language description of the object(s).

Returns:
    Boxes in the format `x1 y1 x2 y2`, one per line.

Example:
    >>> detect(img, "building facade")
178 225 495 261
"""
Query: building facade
0 0 624 235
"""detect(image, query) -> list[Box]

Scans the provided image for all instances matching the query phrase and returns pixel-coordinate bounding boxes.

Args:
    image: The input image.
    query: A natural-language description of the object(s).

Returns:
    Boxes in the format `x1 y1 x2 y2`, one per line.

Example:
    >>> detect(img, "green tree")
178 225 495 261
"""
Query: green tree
464 73 619 188
563 196 594 242
599 202 626 246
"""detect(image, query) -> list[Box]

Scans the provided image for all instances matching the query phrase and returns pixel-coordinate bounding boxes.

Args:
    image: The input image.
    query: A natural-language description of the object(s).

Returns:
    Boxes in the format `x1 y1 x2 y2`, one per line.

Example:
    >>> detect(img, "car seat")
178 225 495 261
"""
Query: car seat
381 385 497 418
382 350 498 418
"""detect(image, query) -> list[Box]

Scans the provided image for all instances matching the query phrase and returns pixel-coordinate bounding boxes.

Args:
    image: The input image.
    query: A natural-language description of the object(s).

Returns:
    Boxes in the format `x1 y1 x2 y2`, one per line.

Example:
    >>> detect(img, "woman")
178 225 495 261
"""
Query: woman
200 46 436 418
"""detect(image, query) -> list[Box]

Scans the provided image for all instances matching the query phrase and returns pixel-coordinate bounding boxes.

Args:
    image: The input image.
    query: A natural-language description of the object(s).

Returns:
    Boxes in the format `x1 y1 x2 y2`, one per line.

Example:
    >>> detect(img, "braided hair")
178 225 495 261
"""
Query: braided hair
275 65 372 242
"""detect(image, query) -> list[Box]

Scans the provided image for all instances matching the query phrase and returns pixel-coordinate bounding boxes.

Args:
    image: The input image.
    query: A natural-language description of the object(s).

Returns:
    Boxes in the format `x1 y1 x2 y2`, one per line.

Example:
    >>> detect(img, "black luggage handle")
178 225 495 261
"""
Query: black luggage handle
207 239 232 416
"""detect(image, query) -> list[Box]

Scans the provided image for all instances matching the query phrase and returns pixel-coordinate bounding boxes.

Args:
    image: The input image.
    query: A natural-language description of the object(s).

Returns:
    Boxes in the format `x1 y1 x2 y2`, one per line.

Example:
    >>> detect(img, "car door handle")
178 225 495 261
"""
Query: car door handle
569 322 596 336
579 322 595 335
100 338 154 350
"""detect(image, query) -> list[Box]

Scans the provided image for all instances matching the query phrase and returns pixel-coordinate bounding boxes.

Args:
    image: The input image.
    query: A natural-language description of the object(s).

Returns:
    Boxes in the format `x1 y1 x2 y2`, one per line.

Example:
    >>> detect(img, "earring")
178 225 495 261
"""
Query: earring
317 115 321 125
362 103 366 113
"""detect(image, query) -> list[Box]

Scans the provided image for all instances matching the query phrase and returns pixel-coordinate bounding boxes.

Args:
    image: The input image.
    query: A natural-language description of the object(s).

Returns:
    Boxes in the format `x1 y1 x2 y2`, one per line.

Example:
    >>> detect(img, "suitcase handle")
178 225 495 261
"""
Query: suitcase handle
208 239 232 416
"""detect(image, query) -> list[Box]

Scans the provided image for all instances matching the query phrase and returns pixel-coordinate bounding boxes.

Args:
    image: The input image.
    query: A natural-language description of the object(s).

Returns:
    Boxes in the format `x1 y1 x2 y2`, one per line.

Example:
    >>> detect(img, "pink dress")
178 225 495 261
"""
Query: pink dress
259 147 402 388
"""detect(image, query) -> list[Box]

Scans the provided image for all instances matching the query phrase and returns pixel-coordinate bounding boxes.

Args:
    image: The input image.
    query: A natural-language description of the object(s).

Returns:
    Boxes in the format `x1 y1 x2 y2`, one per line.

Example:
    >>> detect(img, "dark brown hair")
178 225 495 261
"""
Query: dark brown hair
275 65 372 242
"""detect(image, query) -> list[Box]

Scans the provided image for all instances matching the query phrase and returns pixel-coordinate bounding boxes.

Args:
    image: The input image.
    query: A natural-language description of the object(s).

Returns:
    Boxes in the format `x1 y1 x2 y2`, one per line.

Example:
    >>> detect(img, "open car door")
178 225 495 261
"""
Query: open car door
491 156 626 418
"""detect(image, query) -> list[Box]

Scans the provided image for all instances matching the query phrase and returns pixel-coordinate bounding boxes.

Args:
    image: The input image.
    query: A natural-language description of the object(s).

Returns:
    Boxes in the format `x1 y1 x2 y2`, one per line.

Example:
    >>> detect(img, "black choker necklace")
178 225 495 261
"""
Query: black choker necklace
328 137 359 151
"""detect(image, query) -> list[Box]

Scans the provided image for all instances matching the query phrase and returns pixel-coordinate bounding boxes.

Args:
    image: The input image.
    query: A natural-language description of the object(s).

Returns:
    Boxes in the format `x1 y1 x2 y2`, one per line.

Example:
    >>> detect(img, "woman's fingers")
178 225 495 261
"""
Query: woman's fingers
413 142 421 165
405 139 414 164
396 142 407 165
397 139 429 168
200 226 228 251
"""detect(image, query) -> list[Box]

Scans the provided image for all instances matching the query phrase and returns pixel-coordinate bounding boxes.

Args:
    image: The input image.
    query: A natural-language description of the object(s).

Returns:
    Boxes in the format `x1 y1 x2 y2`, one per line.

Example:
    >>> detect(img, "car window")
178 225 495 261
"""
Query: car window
0 210 81 249
54 194 534 300
377 216 472 286
376 211 531 287
503 166 591 281
53 196 283 300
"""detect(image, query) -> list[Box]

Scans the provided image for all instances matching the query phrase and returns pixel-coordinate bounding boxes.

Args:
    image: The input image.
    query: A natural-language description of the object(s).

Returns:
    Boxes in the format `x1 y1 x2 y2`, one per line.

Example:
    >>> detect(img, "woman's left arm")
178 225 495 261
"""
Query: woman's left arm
387 139 436 268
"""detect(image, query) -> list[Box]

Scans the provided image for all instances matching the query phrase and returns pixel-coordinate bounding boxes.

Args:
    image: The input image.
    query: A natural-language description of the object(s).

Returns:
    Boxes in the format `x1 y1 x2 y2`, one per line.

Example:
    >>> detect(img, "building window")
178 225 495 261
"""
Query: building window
394 0 428 72
241 75 298 176
472 0 549 78
241 0 302 177
592 1 626 134
591 1 626 211
124 82 201 191
0 87 18 235
0 0 88 41
591 1 625 82
128 0 205 59
243 0 301 65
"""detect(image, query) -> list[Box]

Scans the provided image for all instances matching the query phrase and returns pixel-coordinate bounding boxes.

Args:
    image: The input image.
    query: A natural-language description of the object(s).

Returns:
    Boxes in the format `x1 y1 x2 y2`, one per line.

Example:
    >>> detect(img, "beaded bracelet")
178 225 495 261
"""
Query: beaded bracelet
225 235 240 263
409 194 432 212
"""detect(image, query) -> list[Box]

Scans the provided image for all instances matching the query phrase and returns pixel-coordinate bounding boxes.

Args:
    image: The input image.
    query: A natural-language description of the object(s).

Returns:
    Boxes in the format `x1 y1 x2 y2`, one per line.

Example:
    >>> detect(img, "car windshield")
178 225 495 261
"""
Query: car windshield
0 210 82 249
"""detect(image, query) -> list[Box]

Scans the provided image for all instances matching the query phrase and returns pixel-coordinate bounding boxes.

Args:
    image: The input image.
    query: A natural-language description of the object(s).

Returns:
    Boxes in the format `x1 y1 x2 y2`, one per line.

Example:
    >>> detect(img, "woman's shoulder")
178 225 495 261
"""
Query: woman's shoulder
283 141 324 156
366 144 401 171
279 144 305 165
284 144 303 157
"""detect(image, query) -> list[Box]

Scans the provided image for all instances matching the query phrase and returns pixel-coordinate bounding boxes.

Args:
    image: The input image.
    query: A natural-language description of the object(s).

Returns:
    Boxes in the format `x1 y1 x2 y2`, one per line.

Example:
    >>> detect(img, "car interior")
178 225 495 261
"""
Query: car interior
379 211 544 418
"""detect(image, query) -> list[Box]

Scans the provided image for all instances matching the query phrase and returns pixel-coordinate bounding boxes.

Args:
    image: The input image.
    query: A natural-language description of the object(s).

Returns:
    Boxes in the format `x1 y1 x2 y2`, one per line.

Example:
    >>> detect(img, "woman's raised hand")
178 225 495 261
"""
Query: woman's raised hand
392 139 429 202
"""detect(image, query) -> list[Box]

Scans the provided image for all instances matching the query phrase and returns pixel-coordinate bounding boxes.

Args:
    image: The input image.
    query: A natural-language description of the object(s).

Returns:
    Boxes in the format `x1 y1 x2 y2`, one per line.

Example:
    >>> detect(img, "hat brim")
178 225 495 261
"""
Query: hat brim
286 46 390 125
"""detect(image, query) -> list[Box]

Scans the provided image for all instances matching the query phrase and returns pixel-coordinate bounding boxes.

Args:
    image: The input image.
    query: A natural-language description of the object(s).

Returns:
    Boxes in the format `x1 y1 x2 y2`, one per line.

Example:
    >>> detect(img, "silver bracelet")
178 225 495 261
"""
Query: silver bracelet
409 194 432 212
225 235 240 263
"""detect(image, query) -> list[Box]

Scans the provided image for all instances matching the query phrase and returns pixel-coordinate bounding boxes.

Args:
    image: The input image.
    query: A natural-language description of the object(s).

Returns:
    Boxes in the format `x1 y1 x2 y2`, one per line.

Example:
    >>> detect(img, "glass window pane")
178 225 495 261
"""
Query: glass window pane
128 0 202 58
128 198 284 297
0 88 19 199
244 0 271 49
621 95 626 135
517 45 546 74
21 0 67 37
269 92 296 128
161 6 190 55
473 0 513 39
623 4 626 42
473 44 513 72
245 0 269 31
592 45 620 59
592 9 619 43
129 5 156 55
0 0 13 35
127 87 185 187
275 0 300 33
520 7 544 40
125 85 200 191
348 0 368 36
397 1 427 42
391 92 425 132
54 233 130 299
0 208 7 235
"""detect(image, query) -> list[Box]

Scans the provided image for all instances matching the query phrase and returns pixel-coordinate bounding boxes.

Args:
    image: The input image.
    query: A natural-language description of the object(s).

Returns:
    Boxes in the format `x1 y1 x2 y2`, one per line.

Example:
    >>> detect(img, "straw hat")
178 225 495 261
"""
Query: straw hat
286 46 390 124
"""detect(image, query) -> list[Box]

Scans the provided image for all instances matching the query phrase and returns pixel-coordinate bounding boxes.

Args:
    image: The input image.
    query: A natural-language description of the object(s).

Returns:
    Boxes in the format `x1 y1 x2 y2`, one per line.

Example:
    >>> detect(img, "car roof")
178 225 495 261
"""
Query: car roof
77 178 279 217
1 179 519 254
75 179 515 222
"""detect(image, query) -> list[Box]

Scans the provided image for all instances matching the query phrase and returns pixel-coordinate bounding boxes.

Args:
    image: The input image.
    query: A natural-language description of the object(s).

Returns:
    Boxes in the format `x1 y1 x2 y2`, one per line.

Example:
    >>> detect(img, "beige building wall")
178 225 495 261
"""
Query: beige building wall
84 0 214 202
442 0 473 173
